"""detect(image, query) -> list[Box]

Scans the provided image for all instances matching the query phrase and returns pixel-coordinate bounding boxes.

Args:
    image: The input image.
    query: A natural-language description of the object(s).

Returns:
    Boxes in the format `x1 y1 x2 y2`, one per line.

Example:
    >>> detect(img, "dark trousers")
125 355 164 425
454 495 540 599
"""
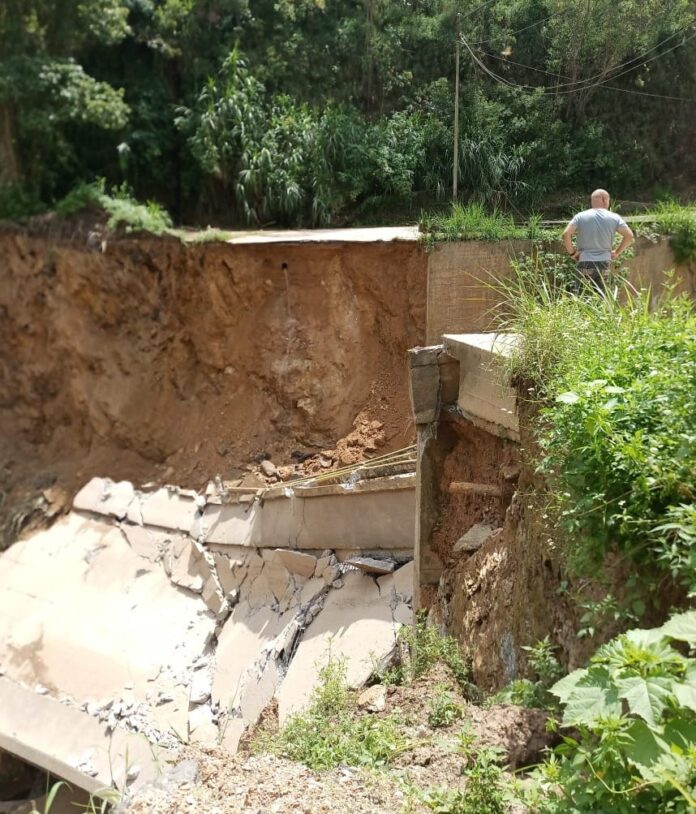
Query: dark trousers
574 260 611 293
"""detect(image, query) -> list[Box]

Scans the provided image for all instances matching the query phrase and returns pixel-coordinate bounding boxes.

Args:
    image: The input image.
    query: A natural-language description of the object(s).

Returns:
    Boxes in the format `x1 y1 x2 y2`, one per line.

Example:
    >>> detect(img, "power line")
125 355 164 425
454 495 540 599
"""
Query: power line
470 8 569 46
482 50 696 102
461 0 499 20
460 24 696 95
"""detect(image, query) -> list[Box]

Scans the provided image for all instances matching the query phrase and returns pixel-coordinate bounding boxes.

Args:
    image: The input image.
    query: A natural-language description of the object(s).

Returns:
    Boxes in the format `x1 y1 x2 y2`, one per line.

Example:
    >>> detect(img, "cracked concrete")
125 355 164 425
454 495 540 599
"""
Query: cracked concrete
0 476 414 795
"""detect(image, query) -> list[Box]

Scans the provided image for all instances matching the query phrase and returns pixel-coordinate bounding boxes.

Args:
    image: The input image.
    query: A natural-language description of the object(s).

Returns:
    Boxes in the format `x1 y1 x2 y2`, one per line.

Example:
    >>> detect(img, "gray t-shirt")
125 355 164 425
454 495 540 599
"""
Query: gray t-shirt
570 208 627 262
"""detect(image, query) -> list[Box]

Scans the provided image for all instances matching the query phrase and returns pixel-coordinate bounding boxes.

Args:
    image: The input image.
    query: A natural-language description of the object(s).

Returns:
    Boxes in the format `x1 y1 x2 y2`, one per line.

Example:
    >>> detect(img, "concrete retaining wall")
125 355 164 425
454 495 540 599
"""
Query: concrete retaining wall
426 237 696 341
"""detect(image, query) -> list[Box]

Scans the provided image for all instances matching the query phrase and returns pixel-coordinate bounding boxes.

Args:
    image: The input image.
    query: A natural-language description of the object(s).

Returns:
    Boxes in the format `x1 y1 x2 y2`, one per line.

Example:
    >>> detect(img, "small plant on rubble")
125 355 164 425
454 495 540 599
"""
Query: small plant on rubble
257 657 409 770
415 734 508 814
394 612 473 694
492 637 562 710
427 687 464 728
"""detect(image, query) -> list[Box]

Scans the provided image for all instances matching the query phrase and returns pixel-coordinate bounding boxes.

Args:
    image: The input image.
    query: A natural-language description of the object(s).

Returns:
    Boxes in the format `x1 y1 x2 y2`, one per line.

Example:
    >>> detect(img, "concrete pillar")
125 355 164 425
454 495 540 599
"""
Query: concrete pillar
408 345 458 609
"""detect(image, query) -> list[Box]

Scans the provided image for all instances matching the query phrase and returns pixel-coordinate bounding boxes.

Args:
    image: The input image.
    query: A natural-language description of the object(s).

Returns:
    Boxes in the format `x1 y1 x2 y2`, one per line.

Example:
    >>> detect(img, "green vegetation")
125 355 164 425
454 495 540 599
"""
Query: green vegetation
419 737 508 814
257 658 410 770
501 278 696 604
427 687 465 727
647 202 696 263
55 181 172 234
527 612 696 813
377 611 473 694
1 1 694 226
492 637 562 710
419 203 555 246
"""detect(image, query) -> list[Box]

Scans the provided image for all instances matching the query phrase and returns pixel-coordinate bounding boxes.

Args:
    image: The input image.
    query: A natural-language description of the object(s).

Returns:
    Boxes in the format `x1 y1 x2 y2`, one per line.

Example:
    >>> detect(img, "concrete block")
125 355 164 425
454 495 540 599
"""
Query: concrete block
169 540 206 593
276 571 398 723
409 363 441 424
454 524 494 553
212 604 287 715
188 704 216 741
73 477 135 520
274 549 317 579
378 561 414 602
203 503 259 546
408 345 443 367
346 557 395 575
120 524 165 562
129 488 200 533
300 577 326 606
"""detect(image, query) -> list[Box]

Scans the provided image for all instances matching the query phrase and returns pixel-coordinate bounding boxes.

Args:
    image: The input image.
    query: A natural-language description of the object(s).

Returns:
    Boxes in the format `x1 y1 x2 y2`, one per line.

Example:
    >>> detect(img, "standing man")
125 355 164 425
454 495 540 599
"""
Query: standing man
563 189 635 290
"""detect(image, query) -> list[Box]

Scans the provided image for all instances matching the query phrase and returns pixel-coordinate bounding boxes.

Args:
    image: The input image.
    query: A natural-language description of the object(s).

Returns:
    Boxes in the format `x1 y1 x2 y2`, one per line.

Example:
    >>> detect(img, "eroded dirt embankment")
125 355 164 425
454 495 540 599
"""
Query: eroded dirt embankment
0 227 426 544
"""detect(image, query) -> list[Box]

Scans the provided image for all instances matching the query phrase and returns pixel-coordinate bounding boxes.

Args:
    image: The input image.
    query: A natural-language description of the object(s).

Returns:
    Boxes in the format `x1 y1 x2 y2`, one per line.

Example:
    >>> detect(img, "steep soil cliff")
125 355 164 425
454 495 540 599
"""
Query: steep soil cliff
0 227 426 544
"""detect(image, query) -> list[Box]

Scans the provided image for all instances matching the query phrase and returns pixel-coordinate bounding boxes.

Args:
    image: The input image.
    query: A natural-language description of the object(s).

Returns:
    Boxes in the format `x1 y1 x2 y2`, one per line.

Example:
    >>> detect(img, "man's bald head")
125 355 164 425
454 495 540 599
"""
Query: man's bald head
591 189 610 208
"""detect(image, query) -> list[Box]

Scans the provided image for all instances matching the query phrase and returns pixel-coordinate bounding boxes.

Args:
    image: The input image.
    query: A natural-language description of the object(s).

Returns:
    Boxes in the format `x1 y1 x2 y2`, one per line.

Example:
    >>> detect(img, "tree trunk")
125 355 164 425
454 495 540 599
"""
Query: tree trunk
0 105 20 184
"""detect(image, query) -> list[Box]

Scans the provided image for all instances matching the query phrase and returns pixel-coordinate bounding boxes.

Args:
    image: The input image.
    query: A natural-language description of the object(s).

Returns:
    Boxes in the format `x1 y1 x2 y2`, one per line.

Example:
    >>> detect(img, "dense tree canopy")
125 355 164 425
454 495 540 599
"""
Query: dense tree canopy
1 0 695 225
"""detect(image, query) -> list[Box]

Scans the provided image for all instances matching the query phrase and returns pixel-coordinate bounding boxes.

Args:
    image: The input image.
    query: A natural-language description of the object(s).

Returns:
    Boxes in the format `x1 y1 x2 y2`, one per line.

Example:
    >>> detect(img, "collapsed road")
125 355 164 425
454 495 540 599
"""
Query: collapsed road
0 461 415 801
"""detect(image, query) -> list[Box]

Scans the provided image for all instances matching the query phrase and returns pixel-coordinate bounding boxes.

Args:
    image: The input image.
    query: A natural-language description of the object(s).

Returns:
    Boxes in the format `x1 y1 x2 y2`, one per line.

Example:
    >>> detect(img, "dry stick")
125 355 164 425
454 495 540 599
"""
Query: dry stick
448 481 502 496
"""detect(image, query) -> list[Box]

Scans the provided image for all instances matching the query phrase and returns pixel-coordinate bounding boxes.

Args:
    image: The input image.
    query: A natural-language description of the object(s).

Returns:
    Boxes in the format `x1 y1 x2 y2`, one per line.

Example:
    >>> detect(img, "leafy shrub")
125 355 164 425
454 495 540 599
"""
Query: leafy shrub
527 611 696 813
419 736 507 814
493 637 562 709
427 687 464 728
0 182 45 220
258 658 409 770
502 281 696 598
649 201 696 263
55 180 172 234
381 612 473 694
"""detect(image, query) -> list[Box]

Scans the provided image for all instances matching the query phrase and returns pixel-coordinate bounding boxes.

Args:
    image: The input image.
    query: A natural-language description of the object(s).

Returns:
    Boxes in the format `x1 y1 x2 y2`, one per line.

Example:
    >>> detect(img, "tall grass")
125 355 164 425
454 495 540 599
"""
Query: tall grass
497 265 696 600
646 200 696 263
419 203 557 247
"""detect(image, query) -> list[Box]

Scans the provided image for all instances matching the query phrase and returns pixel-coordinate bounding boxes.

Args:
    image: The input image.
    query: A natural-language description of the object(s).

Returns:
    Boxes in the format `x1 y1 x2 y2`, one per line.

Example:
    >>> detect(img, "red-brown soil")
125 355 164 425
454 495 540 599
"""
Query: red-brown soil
0 226 427 544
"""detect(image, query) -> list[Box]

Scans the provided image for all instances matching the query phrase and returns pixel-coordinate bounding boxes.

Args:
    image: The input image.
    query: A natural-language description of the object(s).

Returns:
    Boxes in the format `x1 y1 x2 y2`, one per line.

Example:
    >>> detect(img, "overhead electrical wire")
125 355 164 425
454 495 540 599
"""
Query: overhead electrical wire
481 49 696 102
460 23 696 97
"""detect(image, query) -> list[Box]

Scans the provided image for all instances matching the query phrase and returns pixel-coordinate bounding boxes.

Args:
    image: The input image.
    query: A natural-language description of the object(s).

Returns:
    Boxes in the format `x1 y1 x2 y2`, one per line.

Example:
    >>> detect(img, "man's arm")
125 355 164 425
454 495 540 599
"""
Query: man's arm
611 224 635 260
563 222 579 260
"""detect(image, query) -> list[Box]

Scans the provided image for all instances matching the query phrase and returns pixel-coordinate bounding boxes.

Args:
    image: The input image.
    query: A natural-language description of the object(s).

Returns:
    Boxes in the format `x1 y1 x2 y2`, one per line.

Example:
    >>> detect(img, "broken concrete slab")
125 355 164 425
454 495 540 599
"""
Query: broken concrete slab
0 512 215 730
346 557 395 575
274 549 317 579
212 603 287 715
443 333 520 440
276 571 399 724
454 524 494 553
130 487 200 534
169 538 207 593
0 678 162 795
73 477 135 520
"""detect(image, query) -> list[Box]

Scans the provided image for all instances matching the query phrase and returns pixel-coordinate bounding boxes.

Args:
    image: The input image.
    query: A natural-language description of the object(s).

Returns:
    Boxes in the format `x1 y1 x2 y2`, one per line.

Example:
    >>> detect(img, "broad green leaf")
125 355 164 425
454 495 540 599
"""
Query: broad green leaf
623 719 669 772
551 668 586 702
660 610 696 646
556 391 580 404
562 683 622 727
615 675 673 728
674 682 696 714
624 627 668 647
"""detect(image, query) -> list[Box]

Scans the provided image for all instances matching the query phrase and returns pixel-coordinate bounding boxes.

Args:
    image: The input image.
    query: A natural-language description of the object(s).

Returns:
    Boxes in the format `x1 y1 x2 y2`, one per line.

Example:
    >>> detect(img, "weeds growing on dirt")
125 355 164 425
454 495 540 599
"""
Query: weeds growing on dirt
645 200 696 263
498 270 696 601
492 637 562 710
256 658 410 770
56 180 172 234
427 687 464 728
419 203 558 247
376 612 473 695
415 735 508 814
